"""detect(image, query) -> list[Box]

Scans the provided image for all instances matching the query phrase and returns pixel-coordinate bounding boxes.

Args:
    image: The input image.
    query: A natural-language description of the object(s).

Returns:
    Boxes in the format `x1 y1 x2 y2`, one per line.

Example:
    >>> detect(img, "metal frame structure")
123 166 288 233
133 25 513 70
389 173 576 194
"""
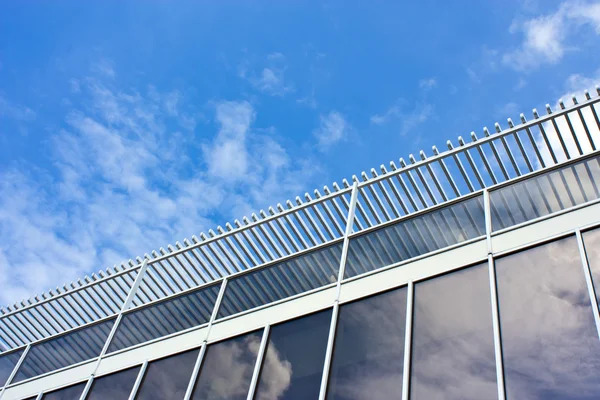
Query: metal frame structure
2 88 600 399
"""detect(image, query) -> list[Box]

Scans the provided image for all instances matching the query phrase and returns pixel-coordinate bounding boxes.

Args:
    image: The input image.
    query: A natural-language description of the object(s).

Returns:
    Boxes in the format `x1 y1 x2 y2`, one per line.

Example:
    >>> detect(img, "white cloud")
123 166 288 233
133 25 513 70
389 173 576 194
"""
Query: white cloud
419 78 437 90
503 1 600 71
240 53 294 97
313 111 348 150
203 101 254 181
371 101 433 136
0 95 36 122
0 65 320 307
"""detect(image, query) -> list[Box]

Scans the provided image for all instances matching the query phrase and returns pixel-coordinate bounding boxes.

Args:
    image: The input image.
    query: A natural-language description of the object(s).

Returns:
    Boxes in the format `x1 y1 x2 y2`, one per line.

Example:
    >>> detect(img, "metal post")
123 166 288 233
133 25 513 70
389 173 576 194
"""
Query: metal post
78 376 95 400
182 343 207 400
246 325 270 400
483 189 493 254
401 281 414 400
488 254 506 400
181 278 228 400
0 344 31 400
317 303 339 400
576 230 600 341
316 182 358 400
335 182 359 297
127 360 148 400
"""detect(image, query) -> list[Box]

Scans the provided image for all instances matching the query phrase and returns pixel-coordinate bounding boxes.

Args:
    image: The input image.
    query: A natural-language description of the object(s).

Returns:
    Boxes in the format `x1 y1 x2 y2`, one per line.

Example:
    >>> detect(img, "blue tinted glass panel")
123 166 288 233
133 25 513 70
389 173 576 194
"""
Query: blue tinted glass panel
491 155 600 231
87 366 141 400
326 287 407 400
496 236 600 399
14 319 115 383
191 331 262 400
134 348 199 400
218 244 341 319
0 348 23 387
410 264 497 399
345 195 485 278
42 382 86 400
255 309 332 400
108 284 220 353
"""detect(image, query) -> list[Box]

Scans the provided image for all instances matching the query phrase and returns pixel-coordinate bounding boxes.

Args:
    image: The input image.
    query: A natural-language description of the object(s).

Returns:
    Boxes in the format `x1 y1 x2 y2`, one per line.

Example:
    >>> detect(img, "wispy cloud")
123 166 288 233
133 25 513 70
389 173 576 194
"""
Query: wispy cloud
239 52 294 97
371 101 434 136
419 78 437 90
503 1 600 71
0 63 319 306
0 95 36 122
313 111 348 151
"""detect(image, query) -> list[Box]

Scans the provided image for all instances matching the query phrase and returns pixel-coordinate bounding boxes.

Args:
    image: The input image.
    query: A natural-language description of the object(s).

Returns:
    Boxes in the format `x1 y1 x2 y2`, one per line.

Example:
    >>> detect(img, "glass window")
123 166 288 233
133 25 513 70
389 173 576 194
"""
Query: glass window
496 236 600 399
583 227 600 307
0 348 23 387
345 195 485 278
410 264 497 399
326 287 407 400
108 284 220 353
255 309 332 400
86 366 141 400
218 244 342 319
42 382 87 400
14 318 115 383
134 348 200 400
491 155 600 231
191 331 263 400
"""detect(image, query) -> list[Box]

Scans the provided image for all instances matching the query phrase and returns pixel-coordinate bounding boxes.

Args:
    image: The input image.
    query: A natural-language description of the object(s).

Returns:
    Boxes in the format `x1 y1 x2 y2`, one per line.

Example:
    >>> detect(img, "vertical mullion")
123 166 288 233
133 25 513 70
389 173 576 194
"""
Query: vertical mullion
317 303 339 400
488 254 506 400
401 281 414 400
246 325 270 400
127 360 148 400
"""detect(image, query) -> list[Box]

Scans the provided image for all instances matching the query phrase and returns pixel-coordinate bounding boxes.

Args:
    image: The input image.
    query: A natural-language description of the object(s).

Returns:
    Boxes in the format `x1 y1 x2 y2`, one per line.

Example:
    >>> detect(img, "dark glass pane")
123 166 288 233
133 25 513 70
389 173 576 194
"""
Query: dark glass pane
42 382 86 400
14 319 115 383
584 227 600 307
327 287 407 400
22 397 37 400
345 195 485 278
255 309 332 400
218 244 342 319
87 366 141 400
496 236 600 399
191 331 263 400
410 264 497 399
0 348 23 387
491 155 600 231
108 284 220 353
135 348 199 400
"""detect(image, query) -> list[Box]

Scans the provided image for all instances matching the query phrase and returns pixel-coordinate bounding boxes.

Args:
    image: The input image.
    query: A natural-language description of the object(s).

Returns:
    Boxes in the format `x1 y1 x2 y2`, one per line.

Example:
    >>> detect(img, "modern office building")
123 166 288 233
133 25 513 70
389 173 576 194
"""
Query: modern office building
1 89 600 400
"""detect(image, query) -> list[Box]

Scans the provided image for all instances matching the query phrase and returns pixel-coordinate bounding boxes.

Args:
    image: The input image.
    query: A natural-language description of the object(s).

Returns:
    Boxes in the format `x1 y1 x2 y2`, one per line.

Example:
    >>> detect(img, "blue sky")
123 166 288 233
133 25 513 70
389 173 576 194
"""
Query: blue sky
1 0 600 305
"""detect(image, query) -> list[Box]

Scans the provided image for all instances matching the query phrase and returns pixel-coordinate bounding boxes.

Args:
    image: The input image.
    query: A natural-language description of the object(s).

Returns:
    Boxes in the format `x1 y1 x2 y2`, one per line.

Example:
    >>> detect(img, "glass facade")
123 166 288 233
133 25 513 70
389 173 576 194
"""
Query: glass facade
255 310 332 400
41 382 86 400
191 331 263 400
327 287 407 400
410 264 497 399
496 237 600 399
134 348 200 400
4 136 600 400
86 367 141 400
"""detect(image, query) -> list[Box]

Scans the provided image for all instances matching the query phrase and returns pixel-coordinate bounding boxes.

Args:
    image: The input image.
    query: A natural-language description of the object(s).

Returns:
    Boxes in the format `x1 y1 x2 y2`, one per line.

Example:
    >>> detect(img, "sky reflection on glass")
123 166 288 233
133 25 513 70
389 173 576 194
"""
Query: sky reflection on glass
41 382 86 400
410 263 497 399
326 287 407 400
87 367 141 400
255 309 332 400
135 348 199 400
191 331 262 400
496 236 600 399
